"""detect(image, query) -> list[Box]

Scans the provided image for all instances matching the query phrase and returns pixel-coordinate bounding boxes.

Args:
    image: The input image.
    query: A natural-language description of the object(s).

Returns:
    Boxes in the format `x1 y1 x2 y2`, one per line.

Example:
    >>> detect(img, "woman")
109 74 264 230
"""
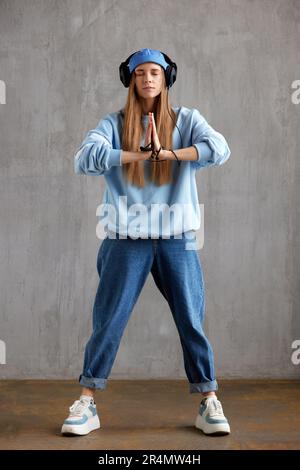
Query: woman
61 48 231 436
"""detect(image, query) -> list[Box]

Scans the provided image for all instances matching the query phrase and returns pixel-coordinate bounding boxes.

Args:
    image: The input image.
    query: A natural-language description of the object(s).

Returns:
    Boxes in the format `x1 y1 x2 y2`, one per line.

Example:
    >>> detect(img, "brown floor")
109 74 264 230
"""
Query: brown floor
0 379 299 450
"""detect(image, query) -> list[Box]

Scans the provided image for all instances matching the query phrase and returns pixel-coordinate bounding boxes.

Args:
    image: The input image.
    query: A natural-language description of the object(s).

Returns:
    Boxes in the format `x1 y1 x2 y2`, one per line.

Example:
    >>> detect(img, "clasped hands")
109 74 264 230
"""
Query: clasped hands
140 112 169 162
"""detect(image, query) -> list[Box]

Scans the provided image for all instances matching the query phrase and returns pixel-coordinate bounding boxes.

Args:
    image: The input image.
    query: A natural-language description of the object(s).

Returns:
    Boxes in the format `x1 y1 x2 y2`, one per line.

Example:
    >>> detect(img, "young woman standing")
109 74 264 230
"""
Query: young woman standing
61 48 231 436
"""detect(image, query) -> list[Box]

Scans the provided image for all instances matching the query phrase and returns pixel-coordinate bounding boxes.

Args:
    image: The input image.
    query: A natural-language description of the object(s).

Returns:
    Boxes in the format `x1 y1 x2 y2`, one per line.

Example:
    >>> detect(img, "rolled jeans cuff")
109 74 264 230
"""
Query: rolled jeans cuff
189 379 218 393
79 374 107 390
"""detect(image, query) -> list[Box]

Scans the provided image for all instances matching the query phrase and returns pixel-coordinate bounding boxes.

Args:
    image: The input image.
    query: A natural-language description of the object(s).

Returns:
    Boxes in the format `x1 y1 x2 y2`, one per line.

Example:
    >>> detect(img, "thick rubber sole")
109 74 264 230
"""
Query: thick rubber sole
61 414 100 436
195 414 230 435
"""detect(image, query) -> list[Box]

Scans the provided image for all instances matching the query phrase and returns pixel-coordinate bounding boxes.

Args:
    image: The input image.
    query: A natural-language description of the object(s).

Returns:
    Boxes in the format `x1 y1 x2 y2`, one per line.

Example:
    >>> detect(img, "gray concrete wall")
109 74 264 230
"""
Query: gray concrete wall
0 0 299 380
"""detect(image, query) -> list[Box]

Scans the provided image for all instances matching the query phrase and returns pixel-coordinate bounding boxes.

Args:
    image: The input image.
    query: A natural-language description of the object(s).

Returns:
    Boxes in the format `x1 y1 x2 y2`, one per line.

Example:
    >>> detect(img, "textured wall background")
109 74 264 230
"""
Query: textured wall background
0 0 299 381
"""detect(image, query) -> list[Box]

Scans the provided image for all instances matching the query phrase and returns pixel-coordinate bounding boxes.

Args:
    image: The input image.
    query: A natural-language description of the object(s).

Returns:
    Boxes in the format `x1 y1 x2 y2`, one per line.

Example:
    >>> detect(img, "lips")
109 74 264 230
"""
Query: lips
143 87 154 90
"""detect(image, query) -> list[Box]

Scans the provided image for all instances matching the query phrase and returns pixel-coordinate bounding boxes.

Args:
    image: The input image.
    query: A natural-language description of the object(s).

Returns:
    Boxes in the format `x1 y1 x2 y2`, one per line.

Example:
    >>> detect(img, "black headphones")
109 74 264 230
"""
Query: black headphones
119 50 177 89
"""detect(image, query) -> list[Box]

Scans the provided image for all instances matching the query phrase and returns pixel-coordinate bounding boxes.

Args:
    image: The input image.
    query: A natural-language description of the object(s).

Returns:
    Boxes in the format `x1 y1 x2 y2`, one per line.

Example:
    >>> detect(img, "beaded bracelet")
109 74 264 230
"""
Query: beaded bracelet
168 149 181 167
139 142 181 167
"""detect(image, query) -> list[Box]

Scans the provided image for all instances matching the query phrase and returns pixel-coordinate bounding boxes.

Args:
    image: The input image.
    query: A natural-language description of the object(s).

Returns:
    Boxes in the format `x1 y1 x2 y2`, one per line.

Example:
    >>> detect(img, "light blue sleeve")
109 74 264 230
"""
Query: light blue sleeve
190 108 231 169
74 116 122 175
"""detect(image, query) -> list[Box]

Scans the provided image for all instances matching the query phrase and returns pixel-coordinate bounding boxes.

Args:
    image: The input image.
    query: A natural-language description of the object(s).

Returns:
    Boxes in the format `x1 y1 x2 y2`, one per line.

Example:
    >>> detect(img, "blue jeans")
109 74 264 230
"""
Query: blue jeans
79 231 218 393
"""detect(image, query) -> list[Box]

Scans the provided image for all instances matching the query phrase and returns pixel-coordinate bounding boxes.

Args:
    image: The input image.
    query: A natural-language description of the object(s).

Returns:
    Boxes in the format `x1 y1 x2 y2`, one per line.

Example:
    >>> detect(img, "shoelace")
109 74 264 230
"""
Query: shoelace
204 398 224 417
69 399 92 418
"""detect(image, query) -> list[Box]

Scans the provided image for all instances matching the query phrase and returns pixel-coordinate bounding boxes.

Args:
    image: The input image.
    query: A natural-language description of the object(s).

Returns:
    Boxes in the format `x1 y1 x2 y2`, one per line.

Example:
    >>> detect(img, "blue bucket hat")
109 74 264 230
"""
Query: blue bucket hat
128 48 169 74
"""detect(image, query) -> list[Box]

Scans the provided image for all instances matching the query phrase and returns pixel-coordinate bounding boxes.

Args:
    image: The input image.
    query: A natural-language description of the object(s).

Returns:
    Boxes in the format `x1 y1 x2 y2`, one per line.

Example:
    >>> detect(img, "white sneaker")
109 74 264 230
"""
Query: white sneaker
61 395 100 435
195 396 230 435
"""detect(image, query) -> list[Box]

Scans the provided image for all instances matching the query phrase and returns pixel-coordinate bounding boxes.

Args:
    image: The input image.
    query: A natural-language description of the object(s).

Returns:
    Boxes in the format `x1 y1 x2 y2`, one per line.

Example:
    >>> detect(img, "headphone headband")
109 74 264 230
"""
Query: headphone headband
119 49 177 89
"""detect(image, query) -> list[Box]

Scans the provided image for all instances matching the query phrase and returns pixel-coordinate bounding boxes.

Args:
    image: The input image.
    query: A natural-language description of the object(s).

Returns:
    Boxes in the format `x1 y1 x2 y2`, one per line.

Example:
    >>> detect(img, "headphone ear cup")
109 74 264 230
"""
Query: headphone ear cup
164 65 171 89
119 62 131 88
161 52 177 89
169 64 177 88
119 51 137 88
164 64 177 89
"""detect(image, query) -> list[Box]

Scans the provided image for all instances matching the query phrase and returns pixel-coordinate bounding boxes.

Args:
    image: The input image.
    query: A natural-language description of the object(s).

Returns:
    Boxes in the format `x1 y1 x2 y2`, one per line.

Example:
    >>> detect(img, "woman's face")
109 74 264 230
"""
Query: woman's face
134 62 164 99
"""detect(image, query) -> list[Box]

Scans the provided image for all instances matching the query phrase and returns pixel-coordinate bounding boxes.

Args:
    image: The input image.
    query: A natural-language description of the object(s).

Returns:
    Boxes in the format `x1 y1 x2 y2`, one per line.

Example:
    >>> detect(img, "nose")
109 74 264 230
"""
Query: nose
143 73 153 84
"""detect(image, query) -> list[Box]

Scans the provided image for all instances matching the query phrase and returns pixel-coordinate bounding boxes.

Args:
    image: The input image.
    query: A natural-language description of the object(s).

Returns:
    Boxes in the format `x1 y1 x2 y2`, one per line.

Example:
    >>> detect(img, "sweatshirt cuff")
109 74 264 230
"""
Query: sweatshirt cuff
193 142 213 164
108 148 122 167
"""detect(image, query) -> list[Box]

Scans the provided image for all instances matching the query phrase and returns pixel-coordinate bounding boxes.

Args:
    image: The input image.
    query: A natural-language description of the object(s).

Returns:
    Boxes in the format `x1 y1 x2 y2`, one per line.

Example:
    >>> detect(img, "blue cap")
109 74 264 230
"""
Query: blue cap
128 48 169 74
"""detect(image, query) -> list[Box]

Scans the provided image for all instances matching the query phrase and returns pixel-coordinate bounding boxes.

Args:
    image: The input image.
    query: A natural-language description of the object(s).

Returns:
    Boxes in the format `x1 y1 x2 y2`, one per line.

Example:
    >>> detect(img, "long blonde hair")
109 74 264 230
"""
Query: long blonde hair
121 72 176 188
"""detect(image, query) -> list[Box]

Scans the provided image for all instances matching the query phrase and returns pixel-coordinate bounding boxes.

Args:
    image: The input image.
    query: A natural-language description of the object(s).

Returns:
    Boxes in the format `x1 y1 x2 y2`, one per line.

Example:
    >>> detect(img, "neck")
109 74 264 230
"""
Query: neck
141 97 158 115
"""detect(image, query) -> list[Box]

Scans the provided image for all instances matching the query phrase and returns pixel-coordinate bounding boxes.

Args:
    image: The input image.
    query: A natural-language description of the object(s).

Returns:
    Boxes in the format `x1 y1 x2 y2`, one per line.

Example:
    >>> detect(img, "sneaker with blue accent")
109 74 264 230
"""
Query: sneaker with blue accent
195 396 230 435
61 395 100 435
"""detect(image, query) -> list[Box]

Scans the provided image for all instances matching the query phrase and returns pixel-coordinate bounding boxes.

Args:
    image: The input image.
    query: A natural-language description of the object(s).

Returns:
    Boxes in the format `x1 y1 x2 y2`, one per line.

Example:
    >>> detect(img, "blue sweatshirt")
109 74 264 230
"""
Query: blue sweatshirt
74 106 231 238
